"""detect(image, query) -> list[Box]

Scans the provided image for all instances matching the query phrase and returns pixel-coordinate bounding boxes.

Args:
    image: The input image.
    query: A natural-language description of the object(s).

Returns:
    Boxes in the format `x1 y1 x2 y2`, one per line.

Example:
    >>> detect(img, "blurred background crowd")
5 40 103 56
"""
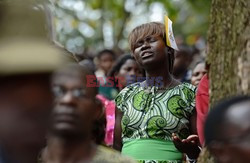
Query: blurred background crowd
1 0 249 163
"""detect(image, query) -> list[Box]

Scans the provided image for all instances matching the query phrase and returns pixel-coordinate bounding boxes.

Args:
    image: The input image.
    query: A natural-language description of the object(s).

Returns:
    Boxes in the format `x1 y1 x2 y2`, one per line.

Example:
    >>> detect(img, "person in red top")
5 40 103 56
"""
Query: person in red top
196 74 209 145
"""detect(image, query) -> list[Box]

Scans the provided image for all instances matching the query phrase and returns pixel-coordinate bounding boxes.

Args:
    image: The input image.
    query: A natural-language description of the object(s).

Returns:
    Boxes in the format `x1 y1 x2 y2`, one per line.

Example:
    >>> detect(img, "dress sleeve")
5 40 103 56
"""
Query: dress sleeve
114 86 130 112
181 83 197 116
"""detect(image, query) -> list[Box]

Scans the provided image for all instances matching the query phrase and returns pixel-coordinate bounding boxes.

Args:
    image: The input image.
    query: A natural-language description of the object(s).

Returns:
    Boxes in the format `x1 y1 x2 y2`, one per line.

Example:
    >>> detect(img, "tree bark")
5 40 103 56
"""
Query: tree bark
207 0 250 104
198 0 250 162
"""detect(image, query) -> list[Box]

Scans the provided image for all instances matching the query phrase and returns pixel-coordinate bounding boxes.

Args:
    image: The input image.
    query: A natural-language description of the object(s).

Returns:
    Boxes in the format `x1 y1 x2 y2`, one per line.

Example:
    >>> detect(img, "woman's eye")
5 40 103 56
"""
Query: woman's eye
135 41 143 48
192 72 199 77
126 68 132 72
149 38 157 42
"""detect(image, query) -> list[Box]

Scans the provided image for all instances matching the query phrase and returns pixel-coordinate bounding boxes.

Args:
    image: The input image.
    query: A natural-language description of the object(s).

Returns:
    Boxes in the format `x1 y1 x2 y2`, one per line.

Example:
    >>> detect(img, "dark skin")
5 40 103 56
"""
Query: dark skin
172 111 200 159
209 101 250 163
99 53 114 76
114 35 200 159
115 59 143 91
0 74 52 163
42 67 102 163
191 62 207 86
113 108 123 151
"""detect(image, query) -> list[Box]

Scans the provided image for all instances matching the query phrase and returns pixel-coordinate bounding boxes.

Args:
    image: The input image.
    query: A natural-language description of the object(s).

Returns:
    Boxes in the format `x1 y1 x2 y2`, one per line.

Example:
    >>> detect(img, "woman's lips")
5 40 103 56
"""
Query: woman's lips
141 52 153 59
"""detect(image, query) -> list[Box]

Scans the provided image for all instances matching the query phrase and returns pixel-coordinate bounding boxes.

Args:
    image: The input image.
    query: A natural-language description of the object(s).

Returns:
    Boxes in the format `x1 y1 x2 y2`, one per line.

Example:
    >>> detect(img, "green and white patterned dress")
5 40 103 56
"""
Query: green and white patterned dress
115 82 196 163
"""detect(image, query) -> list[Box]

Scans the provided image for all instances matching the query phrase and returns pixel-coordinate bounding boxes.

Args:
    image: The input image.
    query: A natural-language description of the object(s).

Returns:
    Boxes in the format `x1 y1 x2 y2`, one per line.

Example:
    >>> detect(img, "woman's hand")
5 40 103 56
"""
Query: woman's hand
172 133 201 159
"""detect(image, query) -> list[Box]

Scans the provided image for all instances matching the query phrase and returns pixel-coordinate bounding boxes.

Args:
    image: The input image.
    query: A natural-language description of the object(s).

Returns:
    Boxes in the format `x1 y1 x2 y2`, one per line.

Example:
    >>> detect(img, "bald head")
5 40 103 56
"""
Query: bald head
205 96 250 145
205 96 250 163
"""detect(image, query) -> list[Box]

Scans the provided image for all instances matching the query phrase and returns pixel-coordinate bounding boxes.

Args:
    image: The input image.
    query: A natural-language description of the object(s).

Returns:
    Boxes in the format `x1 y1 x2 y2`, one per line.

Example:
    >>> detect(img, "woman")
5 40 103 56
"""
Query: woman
109 54 144 91
97 54 143 146
95 49 117 100
191 61 207 86
114 22 200 162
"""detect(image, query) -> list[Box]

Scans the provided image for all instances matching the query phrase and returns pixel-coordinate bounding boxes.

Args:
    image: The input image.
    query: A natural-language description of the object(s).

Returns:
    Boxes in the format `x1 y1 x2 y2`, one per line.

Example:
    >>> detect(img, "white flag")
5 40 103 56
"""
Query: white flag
165 16 179 51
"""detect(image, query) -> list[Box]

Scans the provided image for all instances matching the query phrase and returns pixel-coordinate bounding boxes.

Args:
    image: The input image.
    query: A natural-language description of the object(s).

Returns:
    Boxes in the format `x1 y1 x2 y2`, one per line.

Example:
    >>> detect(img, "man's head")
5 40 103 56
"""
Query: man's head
50 64 101 140
0 42 69 163
0 74 52 149
0 1 69 162
128 22 175 73
205 96 250 163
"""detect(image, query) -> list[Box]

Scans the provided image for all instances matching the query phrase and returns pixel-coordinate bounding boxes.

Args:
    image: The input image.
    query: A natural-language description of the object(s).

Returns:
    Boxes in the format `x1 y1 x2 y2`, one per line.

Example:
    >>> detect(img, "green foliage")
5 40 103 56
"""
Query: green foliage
48 0 211 54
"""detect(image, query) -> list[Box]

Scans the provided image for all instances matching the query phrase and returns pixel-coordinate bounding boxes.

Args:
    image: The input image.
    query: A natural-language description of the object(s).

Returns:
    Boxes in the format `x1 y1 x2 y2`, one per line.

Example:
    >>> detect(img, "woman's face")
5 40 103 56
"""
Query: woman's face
116 59 143 88
99 53 114 75
191 62 207 86
133 35 167 69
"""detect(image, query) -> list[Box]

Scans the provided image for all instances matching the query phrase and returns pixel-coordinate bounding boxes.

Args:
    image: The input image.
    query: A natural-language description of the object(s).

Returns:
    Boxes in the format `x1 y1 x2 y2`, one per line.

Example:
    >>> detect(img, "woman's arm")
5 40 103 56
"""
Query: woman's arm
113 107 123 151
185 111 201 158
172 111 201 159
190 111 198 135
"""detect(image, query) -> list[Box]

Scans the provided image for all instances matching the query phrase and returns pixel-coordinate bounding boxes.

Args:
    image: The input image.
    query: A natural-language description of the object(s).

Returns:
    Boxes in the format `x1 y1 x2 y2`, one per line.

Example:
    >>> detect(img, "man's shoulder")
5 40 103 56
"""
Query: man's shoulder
93 145 136 163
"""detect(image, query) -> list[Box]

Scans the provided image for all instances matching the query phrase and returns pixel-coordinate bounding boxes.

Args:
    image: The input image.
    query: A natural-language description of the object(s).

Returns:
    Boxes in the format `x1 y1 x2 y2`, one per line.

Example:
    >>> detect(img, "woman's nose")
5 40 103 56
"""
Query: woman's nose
141 41 150 50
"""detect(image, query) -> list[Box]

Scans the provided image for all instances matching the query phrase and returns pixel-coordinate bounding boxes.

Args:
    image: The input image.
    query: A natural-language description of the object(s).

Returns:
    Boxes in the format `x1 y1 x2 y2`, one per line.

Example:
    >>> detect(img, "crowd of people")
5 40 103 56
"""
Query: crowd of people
0 1 250 163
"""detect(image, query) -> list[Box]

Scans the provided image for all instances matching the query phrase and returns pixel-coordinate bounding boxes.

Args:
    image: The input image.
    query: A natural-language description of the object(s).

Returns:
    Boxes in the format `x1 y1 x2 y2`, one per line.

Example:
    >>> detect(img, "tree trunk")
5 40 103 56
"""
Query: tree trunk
198 0 250 162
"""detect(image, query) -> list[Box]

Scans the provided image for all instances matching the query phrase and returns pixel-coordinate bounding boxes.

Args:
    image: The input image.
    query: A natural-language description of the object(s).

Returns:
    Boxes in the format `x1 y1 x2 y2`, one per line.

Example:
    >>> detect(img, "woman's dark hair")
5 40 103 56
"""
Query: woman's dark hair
192 60 205 71
108 54 145 89
195 60 205 66
97 49 116 60
108 54 135 78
